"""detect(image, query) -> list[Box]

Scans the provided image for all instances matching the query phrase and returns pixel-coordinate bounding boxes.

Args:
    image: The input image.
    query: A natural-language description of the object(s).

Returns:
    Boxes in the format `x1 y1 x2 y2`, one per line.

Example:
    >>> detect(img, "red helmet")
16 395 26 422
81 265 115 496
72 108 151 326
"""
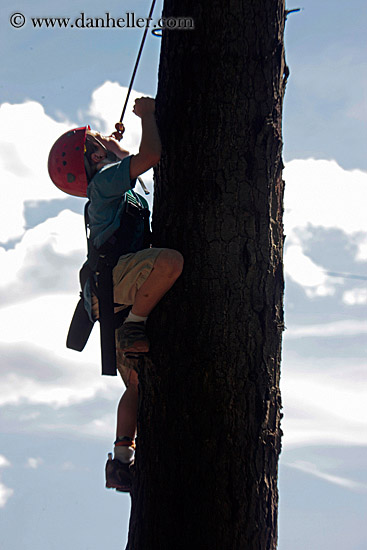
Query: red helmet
48 126 90 197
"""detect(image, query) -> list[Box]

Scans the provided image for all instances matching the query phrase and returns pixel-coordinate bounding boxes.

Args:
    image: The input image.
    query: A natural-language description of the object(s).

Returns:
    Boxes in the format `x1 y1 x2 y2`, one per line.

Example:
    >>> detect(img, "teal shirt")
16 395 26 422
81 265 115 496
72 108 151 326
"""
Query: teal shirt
86 156 137 249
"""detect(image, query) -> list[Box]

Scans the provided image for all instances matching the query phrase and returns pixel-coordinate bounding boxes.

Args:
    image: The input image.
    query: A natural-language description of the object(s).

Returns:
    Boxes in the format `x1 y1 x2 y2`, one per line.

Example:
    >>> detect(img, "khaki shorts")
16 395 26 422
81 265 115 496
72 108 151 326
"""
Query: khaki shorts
113 247 164 308
92 247 164 318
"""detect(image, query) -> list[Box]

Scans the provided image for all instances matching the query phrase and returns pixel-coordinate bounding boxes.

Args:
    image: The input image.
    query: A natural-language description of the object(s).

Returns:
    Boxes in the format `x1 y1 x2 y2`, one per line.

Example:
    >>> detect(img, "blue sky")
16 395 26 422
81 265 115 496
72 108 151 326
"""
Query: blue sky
1 1 366 549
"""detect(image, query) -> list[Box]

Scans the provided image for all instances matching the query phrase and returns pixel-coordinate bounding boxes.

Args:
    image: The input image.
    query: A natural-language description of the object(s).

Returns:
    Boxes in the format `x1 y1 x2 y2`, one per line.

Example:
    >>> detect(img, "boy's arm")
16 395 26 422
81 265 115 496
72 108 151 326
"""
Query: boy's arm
88 131 130 160
130 97 161 180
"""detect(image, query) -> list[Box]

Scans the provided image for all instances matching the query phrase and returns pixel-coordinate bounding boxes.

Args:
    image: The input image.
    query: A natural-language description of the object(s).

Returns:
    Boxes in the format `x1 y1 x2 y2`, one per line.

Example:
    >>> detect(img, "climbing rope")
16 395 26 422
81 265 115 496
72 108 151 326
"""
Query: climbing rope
110 0 158 195
112 0 158 142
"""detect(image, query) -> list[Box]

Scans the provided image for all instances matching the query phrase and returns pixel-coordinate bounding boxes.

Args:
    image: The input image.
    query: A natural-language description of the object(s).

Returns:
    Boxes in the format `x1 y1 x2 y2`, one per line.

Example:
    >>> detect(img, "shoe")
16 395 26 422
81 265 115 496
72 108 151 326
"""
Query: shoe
105 453 133 493
116 322 149 354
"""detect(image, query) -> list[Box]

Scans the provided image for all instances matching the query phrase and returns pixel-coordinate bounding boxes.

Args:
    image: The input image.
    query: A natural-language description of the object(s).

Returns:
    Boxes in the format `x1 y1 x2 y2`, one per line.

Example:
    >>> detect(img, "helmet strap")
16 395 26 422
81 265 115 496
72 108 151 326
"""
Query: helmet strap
84 156 94 183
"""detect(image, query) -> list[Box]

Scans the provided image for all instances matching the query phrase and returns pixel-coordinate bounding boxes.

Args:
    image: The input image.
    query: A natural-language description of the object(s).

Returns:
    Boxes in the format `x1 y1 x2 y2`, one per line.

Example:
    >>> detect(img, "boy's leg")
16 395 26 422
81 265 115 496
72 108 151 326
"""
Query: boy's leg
116 368 139 442
116 249 183 353
106 368 138 493
130 248 184 317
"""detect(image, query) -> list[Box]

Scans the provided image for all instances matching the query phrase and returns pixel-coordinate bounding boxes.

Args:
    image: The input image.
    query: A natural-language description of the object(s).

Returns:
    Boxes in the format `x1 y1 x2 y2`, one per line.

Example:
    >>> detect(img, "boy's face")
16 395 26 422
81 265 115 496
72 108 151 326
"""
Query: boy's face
91 143 109 165
87 132 128 165
86 136 115 169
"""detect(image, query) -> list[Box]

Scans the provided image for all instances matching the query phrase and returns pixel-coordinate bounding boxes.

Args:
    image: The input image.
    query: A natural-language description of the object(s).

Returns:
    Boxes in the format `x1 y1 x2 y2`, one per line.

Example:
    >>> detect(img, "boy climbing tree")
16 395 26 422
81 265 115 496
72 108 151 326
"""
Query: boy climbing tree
48 97 184 491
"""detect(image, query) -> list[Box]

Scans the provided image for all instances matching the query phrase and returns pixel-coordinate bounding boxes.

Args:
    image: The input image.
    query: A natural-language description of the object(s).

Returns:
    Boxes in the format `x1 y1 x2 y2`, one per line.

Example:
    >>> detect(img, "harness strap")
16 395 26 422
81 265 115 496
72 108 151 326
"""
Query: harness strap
81 201 117 375
97 265 117 376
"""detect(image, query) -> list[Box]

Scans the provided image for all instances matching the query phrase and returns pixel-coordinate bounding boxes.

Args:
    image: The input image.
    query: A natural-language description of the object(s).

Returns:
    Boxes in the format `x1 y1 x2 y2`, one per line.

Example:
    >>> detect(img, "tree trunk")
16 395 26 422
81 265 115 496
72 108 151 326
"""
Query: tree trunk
128 1 286 548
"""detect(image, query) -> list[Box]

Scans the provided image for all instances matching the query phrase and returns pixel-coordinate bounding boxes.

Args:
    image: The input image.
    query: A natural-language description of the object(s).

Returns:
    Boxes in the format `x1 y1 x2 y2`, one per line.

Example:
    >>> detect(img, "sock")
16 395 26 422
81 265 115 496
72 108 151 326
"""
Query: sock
124 311 148 324
114 437 135 464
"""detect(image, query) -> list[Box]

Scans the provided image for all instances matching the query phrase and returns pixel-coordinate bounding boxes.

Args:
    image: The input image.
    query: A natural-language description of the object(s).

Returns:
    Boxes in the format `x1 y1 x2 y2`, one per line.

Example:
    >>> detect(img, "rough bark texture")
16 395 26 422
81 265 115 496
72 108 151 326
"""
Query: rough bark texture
128 1 286 548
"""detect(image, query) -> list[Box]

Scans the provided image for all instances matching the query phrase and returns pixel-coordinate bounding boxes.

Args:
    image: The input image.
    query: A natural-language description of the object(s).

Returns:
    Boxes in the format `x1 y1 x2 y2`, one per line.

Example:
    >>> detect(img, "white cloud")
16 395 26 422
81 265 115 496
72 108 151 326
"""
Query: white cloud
281 356 367 447
0 345 118 410
0 294 88 355
36 412 118 441
285 245 327 287
355 234 367 261
0 453 13 509
0 295 121 408
83 414 117 438
284 159 367 239
285 460 367 493
26 457 44 469
0 455 11 468
283 159 367 293
343 288 367 306
284 244 340 296
0 482 13 508
0 210 85 306
0 101 74 241
82 82 142 154
286 319 367 339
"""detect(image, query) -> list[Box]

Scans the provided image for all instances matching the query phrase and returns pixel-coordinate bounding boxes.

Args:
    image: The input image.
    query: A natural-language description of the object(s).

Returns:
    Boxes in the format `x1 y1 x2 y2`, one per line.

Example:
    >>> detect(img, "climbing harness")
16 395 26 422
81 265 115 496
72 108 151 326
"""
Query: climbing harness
67 189 151 375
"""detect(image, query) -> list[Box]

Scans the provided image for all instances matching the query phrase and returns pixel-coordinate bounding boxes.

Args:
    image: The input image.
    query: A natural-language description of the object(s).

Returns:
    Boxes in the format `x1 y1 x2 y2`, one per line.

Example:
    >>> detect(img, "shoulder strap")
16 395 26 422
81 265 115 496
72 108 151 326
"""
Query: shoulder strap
80 200 117 376
97 267 117 376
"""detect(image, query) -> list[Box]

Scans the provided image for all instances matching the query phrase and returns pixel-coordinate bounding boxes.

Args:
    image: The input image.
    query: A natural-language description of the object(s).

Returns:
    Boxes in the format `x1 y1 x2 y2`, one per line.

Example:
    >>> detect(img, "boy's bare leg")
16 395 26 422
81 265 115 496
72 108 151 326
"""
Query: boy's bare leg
131 249 184 317
106 370 138 492
116 369 139 440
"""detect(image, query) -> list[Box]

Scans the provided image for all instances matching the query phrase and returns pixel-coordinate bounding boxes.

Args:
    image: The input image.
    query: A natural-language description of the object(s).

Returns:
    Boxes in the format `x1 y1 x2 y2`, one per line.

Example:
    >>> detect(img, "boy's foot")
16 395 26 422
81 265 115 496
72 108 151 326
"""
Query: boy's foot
116 322 149 354
105 454 133 493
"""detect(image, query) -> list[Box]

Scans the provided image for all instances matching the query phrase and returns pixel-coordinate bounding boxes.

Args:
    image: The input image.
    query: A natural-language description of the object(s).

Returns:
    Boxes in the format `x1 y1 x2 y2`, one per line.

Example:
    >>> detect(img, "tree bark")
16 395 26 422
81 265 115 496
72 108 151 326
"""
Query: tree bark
128 1 286 548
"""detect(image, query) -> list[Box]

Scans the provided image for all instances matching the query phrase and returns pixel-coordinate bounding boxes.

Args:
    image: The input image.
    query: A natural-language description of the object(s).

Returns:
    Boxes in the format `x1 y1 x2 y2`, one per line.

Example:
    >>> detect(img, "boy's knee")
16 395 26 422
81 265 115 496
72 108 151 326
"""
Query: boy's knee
170 250 184 274
156 249 184 277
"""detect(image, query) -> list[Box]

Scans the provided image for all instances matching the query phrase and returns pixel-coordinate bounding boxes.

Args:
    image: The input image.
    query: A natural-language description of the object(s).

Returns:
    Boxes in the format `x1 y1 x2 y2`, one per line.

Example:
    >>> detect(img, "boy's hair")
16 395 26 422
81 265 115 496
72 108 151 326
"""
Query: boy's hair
84 132 99 183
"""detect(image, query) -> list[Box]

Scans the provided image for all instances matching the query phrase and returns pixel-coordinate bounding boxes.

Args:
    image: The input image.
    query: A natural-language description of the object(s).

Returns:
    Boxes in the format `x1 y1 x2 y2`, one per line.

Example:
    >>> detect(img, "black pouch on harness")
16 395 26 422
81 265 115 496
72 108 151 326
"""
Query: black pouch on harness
66 263 94 352
66 297 94 352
